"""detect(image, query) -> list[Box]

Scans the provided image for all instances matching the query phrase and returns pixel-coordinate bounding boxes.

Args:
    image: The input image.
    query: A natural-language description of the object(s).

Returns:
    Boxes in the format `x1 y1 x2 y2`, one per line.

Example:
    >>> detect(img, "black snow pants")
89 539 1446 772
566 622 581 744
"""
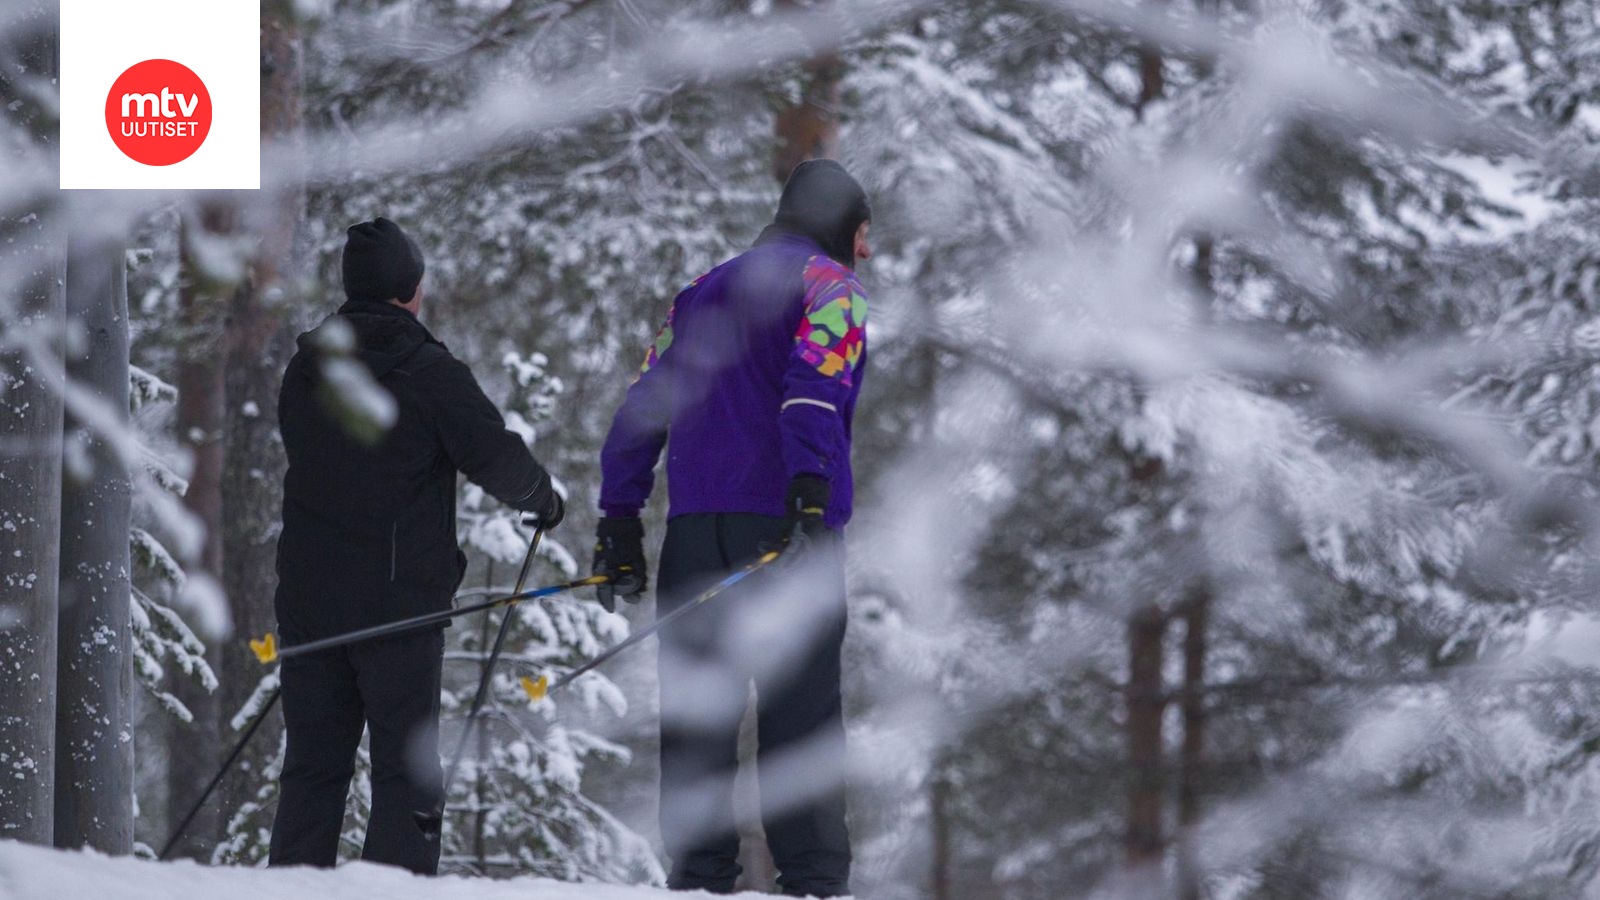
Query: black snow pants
657 512 851 897
268 627 444 874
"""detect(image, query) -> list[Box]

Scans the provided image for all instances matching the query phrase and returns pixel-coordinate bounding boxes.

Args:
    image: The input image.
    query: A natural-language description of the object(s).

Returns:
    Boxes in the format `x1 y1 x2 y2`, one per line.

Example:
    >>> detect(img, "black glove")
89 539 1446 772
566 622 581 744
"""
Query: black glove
522 489 565 532
785 474 830 538
592 516 647 613
766 475 830 562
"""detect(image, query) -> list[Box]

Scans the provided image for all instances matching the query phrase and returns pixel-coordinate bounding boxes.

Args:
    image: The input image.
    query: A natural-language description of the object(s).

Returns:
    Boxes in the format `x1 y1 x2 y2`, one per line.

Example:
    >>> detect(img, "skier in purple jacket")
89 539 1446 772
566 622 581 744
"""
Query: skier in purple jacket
593 160 871 896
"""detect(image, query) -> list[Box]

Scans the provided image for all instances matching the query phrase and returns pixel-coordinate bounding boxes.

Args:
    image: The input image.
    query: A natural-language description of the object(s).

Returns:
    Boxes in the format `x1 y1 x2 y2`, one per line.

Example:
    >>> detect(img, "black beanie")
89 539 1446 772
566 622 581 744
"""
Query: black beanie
771 160 872 267
342 217 426 303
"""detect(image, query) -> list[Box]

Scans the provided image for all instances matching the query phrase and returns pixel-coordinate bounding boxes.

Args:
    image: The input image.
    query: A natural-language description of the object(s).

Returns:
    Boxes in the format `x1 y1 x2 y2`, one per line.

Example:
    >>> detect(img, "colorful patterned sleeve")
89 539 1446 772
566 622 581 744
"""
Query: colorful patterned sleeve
780 255 868 484
792 256 868 387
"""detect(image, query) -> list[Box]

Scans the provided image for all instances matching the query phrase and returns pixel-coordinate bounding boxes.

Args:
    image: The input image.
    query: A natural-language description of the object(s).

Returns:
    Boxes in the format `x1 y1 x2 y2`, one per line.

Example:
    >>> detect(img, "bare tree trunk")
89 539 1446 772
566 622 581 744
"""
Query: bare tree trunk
1133 0 1168 121
1175 234 1215 900
772 0 843 182
1124 606 1167 886
1176 590 1209 900
217 6 305 829
1134 46 1165 121
53 235 134 853
930 764 952 900
473 561 495 870
0 4 63 846
165 205 233 860
215 264 298 834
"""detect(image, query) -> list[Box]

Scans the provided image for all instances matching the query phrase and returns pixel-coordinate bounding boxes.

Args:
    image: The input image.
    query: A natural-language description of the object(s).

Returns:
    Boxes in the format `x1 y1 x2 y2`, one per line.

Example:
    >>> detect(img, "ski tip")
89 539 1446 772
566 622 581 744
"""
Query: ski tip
249 633 278 664
759 551 780 564
521 674 549 701
579 574 609 587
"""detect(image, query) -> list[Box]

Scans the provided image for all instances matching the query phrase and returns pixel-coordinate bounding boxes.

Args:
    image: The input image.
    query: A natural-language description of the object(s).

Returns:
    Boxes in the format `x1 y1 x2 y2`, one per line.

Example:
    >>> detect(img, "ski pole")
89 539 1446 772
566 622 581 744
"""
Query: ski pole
247 568 607 665
413 525 545 840
157 687 281 861
518 549 782 703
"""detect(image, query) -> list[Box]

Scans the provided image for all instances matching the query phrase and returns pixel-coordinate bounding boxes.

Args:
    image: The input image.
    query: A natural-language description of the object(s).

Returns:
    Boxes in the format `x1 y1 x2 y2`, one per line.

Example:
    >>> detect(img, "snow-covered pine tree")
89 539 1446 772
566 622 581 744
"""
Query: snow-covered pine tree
440 350 660 883
129 365 220 724
1348 5 1600 887
126 362 221 857
834 0 1577 896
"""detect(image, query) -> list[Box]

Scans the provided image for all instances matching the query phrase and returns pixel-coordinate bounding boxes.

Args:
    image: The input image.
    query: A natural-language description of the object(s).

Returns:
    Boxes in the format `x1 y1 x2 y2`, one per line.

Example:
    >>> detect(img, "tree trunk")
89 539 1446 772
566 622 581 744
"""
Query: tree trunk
0 5 63 846
217 6 305 828
53 235 134 853
930 764 952 900
772 0 843 182
473 562 495 870
1134 46 1165 121
1176 589 1209 900
1175 229 1215 898
1133 0 1168 121
165 205 233 860
1175 595 1210 896
1124 606 1167 882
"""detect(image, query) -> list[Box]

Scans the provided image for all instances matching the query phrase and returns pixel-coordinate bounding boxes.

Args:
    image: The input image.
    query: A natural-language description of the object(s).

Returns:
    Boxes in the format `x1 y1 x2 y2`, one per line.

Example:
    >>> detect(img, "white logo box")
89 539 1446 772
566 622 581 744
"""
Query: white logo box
60 0 260 190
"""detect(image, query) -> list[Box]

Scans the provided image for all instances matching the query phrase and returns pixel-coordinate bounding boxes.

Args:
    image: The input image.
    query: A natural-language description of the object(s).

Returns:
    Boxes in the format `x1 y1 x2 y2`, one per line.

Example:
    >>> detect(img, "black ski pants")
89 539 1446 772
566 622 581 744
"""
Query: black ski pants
268 627 444 874
657 512 851 897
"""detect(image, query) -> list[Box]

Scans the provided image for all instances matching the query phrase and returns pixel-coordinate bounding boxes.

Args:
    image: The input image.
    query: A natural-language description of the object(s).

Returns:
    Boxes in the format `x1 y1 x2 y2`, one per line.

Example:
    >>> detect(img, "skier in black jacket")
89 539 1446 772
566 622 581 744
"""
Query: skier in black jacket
268 217 564 874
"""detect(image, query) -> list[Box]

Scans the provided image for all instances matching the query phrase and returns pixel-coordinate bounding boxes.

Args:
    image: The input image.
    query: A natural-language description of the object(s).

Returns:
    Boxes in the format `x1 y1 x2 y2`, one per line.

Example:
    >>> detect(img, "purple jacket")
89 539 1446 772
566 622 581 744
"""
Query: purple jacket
599 233 869 529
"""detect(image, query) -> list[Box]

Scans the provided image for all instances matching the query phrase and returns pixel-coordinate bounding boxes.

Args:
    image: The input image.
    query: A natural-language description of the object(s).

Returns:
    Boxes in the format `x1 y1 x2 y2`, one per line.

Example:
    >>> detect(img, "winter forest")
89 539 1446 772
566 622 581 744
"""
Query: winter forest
5 0 1600 897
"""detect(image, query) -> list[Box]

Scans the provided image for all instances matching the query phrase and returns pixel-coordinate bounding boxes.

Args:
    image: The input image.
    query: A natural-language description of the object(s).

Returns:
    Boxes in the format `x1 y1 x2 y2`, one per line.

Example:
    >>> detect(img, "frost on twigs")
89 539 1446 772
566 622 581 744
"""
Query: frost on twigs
229 671 281 732
425 350 659 882
130 581 217 723
128 366 176 410
126 364 219 721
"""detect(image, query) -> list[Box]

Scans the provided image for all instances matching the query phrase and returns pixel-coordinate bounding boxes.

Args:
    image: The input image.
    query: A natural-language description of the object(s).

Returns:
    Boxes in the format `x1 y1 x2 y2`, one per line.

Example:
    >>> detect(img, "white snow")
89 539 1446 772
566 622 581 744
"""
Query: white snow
175 572 232 642
1523 610 1600 669
0 840 753 900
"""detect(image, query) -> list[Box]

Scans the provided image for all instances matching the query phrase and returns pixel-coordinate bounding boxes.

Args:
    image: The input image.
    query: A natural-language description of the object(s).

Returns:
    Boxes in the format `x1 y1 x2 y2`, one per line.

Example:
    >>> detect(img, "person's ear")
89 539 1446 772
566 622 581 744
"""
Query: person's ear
854 221 872 263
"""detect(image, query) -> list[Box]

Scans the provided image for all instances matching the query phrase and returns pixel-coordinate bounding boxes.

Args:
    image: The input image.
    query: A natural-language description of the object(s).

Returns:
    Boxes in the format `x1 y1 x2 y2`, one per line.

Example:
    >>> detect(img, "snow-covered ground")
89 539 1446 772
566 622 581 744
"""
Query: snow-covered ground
0 841 744 900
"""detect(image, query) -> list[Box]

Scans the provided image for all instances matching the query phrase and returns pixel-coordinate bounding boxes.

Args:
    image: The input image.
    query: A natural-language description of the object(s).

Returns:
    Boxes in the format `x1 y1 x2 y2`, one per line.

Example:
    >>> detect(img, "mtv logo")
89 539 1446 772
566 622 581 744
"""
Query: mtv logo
60 0 259 190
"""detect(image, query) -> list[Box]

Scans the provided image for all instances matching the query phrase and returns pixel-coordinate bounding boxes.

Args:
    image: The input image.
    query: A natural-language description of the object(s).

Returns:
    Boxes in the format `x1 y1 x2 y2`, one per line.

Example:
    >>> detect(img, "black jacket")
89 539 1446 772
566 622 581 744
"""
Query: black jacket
274 300 554 641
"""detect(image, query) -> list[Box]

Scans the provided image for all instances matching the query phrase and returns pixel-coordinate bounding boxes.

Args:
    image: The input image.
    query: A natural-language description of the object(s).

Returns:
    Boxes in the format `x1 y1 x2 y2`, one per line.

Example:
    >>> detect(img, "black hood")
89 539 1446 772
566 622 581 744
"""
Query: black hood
756 159 871 267
297 300 432 378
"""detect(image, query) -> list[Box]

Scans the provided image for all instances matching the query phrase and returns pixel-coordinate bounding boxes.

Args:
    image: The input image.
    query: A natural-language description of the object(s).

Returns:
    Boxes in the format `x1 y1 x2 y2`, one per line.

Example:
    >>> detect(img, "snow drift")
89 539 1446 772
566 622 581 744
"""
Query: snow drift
0 840 750 900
